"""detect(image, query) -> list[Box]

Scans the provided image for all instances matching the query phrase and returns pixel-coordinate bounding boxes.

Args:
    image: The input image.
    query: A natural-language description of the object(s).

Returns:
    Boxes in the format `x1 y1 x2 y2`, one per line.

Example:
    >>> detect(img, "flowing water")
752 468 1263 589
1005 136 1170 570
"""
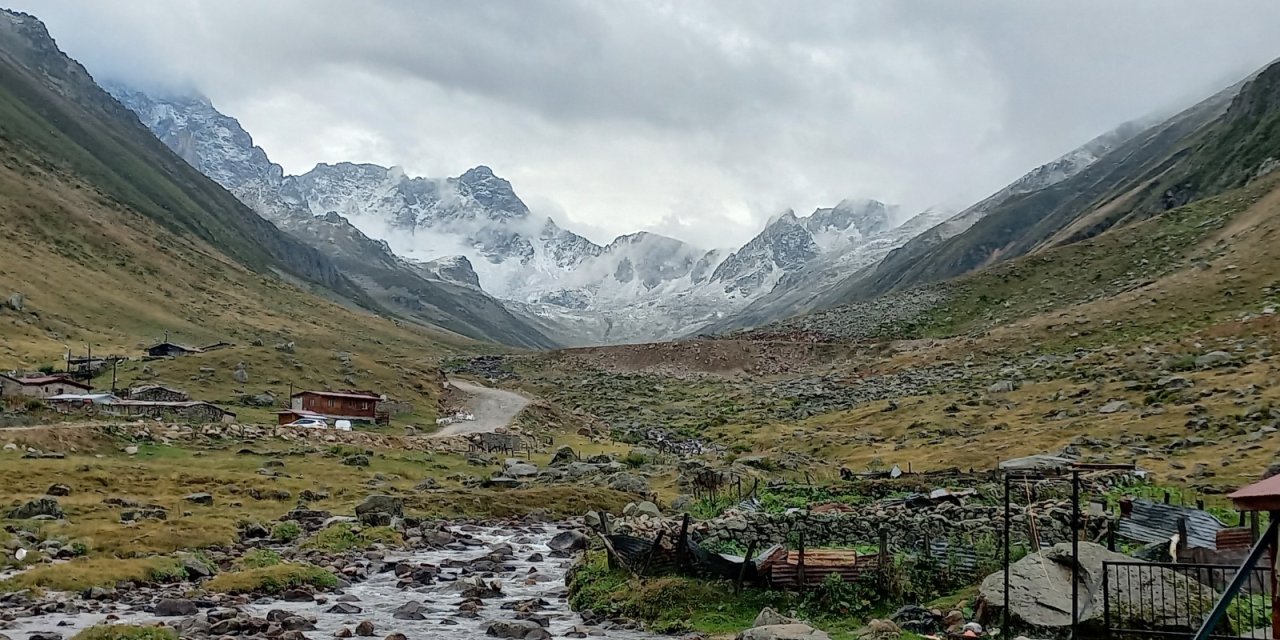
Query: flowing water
2 523 660 640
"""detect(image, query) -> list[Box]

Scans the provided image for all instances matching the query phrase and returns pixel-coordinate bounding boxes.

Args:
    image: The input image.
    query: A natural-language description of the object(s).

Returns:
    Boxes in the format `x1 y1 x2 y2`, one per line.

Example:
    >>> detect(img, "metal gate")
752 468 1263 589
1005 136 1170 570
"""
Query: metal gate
1103 560 1275 639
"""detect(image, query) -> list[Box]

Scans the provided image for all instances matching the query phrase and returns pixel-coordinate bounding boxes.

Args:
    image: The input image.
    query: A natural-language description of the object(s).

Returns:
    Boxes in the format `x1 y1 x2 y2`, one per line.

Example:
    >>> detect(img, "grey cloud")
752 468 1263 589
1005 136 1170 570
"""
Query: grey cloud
9 0 1280 248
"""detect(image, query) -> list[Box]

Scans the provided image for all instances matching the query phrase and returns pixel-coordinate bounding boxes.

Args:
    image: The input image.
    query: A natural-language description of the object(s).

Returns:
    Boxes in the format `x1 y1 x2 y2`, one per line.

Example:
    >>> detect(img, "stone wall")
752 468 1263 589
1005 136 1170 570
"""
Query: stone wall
693 500 1104 552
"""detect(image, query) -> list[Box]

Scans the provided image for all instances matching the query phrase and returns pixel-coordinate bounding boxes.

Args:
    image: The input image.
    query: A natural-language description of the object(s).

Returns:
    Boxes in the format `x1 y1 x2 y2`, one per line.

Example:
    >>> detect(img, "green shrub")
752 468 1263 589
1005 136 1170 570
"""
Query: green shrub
270 521 302 543
204 562 336 594
72 625 176 640
307 524 402 552
238 549 282 569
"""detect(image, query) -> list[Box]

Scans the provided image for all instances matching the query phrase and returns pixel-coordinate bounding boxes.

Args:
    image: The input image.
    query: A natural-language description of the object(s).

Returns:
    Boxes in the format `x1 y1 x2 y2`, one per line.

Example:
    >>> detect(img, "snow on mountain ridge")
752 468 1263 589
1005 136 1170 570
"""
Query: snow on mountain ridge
109 84 936 345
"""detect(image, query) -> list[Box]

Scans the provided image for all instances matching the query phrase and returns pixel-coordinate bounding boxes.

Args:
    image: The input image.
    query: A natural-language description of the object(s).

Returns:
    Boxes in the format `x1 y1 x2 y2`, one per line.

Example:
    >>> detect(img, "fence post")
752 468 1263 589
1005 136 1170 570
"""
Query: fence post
1102 561 1112 640
734 541 756 594
878 529 889 573
676 514 691 573
797 533 807 591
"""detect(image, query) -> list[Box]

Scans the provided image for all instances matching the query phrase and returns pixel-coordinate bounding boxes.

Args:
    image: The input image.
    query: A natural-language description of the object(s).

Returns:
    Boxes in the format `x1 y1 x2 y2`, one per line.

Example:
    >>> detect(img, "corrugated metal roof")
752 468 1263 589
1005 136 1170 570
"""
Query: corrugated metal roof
293 390 381 400
1116 498 1226 549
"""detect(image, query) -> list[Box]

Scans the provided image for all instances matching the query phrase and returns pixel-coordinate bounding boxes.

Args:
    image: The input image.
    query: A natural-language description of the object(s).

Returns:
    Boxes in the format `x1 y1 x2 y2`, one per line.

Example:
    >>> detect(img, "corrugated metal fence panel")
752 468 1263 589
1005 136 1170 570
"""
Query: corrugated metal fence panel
1116 499 1225 549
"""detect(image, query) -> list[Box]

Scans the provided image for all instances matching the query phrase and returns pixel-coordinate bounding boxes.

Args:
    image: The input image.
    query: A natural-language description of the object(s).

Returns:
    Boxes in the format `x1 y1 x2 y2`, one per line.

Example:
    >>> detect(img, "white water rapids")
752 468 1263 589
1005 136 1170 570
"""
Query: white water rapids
1 523 661 640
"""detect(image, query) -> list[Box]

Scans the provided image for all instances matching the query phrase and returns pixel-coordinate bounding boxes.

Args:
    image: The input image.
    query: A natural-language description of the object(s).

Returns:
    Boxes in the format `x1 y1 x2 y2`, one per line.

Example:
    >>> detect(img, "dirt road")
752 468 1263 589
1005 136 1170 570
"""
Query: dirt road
431 378 530 437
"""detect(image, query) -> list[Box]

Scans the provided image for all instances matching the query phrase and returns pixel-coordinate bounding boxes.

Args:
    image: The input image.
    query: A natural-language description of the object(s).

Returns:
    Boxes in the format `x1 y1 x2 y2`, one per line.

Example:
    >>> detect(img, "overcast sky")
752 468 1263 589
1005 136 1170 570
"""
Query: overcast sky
11 1 1280 248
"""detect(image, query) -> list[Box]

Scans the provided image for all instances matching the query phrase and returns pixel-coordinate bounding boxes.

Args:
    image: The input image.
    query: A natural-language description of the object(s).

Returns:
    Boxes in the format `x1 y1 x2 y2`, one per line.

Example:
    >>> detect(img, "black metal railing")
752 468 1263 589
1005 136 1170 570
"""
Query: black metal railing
1104 560 1274 639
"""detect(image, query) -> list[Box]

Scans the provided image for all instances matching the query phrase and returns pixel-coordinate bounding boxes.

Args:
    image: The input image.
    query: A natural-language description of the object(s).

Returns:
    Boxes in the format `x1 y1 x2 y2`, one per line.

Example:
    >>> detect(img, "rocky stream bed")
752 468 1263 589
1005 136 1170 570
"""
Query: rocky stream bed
0 523 661 640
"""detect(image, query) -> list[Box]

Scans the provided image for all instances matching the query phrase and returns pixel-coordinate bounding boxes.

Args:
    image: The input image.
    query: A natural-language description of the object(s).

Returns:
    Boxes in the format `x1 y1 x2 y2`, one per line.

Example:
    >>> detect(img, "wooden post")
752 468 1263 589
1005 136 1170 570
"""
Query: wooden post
734 541 756 594
1197 499 1205 511
640 530 665 578
676 514 692 573
1164 491 1172 505
600 511 616 570
1176 517 1189 561
1252 511 1261 544
797 533 807 590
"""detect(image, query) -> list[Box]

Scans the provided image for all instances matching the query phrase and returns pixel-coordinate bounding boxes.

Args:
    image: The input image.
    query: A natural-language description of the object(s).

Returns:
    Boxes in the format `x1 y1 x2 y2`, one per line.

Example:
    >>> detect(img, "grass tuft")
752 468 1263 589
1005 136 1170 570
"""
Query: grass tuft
72 625 176 640
203 562 336 594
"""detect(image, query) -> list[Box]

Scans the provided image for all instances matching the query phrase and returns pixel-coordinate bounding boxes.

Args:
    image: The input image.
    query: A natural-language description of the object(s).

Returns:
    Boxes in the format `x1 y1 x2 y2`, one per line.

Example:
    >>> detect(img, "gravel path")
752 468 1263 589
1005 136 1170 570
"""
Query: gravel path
431 378 530 437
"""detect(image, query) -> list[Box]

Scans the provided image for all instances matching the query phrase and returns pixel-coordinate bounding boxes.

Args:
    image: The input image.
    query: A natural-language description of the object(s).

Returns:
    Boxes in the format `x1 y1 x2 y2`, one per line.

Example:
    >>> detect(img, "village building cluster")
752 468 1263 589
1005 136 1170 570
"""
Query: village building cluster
1 335 398 428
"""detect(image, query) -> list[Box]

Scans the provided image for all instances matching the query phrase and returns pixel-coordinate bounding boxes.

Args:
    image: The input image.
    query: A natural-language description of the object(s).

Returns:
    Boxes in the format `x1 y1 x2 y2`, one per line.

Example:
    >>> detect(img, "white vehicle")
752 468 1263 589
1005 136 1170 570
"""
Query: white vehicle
334 420 353 431
284 417 329 429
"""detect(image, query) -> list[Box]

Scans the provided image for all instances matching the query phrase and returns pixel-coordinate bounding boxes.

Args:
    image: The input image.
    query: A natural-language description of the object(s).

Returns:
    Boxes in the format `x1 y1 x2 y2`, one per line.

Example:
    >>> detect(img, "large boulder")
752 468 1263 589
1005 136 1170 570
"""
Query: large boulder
548 530 589 553
608 473 650 494
505 462 539 479
549 446 578 467
355 495 404 526
738 624 831 640
980 542 1217 632
155 598 198 617
7 497 64 520
754 608 802 627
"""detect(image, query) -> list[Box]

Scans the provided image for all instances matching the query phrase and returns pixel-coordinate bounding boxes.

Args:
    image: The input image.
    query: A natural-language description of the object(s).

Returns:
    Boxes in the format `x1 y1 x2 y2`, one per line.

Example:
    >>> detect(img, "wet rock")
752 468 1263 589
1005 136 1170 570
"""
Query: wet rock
355 620 376 637
548 530 588 553
327 603 363 614
7 497 64 520
282 588 316 602
385 635 408 640
46 484 71 497
391 601 428 620
484 619 546 638
155 598 198 617
336 629 353 638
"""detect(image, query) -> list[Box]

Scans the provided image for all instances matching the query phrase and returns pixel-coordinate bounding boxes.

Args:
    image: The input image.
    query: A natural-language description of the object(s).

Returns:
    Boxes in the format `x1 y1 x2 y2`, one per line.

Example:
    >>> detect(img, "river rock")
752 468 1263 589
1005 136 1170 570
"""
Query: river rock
391 601 428 620
548 530 588 553
484 619 546 638
155 598 198 617
355 620 376 637
7 497 64 520
327 603 363 614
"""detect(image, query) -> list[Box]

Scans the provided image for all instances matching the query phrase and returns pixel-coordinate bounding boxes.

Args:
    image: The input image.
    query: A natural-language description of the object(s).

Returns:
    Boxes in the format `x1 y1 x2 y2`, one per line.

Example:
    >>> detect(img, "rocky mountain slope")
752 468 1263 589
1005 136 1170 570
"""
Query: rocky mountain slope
0 8 463 414
108 88 939 345
828 70 1257 307
107 87 556 350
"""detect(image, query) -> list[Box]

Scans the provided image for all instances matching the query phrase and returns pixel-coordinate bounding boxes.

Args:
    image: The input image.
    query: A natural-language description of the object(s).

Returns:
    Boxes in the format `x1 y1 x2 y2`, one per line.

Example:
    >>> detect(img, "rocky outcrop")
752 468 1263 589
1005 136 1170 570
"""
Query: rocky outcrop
979 542 1217 632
